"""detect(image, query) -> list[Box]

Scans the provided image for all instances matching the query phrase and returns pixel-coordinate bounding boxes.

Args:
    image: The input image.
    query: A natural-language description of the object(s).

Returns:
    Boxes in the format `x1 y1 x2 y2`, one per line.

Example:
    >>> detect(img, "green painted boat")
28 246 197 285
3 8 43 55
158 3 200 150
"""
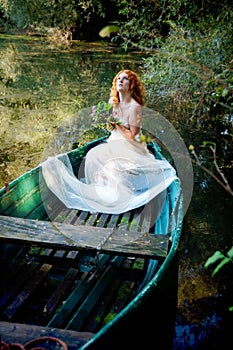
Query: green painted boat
0 137 183 350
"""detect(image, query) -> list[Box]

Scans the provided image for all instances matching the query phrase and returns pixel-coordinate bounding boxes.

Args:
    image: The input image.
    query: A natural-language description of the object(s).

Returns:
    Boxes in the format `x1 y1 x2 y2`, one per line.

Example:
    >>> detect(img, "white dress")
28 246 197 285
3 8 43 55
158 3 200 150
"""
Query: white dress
41 126 178 214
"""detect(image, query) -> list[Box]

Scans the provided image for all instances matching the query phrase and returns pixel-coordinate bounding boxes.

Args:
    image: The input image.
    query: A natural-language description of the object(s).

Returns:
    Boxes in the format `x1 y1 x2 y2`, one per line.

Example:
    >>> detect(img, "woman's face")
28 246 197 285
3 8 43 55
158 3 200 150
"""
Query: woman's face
116 72 130 93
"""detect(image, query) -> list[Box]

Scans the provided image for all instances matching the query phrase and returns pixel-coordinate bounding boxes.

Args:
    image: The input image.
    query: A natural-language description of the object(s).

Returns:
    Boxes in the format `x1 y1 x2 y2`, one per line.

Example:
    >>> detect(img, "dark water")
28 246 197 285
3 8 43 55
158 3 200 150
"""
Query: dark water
174 182 232 349
0 35 232 349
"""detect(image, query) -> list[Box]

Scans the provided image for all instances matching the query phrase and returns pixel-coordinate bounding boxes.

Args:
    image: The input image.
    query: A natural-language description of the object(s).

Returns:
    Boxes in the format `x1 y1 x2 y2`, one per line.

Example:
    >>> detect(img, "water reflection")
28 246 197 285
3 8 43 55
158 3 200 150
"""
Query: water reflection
0 36 144 186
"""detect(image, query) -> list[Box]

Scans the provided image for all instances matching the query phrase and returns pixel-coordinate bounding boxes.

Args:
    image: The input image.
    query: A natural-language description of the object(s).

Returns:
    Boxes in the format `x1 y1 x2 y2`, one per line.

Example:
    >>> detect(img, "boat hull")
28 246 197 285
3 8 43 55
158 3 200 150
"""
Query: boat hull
0 137 183 349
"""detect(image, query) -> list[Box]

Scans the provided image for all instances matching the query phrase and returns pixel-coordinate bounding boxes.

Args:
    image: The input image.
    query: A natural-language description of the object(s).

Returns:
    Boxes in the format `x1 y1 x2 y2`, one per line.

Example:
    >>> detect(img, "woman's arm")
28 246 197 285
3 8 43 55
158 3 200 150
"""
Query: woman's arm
115 123 140 140
108 100 142 140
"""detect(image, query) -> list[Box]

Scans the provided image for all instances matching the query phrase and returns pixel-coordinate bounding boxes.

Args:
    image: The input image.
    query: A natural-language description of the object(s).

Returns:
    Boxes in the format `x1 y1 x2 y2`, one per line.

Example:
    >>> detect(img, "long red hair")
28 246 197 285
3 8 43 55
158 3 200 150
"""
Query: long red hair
110 69 145 106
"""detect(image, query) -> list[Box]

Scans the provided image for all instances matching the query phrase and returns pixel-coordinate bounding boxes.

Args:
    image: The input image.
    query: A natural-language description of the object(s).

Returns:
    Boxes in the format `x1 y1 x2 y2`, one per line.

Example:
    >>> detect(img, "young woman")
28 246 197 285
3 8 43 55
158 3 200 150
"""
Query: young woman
41 69 178 214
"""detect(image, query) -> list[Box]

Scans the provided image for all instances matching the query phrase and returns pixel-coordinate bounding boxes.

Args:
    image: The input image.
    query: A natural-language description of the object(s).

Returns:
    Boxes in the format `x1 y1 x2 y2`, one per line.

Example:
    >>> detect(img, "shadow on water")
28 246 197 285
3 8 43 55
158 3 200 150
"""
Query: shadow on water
0 35 232 349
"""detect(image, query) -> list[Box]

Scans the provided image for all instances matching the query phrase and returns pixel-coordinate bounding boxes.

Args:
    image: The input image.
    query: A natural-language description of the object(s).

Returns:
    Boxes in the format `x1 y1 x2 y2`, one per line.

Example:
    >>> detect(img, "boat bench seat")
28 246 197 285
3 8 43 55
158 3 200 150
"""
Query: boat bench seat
0 321 93 350
0 212 170 260
0 201 172 337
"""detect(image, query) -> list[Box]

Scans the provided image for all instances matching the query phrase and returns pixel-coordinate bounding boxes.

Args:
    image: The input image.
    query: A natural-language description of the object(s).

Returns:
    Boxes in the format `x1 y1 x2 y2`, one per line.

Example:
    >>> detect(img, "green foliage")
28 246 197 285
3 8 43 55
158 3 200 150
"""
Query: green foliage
111 0 233 49
141 12 233 187
204 247 233 277
103 311 116 324
99 25 120 38
0 0 77 31
0 43 20 84
91 101 121 131
119 217 129 226
143 18 233 103
132 259 144 270
111 0 163 49
204 246 233 311
0 0 107 37
1 0 233 44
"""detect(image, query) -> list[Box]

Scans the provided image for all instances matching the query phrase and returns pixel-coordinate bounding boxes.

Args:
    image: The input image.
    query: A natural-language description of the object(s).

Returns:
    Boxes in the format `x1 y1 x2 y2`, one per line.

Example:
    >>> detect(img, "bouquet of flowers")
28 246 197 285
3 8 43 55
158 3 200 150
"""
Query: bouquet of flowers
90 101 122 131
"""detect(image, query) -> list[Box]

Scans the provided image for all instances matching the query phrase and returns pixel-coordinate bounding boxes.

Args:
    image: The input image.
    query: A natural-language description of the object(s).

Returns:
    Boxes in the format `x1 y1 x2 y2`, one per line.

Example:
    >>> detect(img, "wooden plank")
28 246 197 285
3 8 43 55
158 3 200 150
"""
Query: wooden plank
84 277 122 332
85 212 99 226
104 280 135 323
64 209 149 331
43 268 79 316
57 208 79 224
4 263 52 319
75 211 89 225
0 261 39 310
95 213 110 227
66 256 124 330
0 321 93 350
106 214 120 228
47 254 110 328
0 215 169 259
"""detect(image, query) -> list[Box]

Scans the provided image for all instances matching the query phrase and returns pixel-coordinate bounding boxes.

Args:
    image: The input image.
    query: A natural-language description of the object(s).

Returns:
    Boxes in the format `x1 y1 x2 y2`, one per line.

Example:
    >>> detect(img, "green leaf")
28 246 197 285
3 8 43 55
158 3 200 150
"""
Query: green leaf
226 246 233 259
212 257 231 277
204 251 225 267
99 25 121 38
221 88 228 97
202 141 216 148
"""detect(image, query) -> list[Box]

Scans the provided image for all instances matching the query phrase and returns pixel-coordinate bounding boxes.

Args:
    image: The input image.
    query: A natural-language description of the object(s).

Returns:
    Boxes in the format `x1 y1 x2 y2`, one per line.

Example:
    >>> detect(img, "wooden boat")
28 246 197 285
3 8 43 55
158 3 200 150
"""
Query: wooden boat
0 136 183 350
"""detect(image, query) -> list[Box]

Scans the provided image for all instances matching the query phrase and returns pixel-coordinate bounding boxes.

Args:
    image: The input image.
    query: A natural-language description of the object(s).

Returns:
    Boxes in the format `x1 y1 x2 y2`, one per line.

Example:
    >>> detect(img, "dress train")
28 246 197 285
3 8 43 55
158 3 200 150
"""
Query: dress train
41 129 178 214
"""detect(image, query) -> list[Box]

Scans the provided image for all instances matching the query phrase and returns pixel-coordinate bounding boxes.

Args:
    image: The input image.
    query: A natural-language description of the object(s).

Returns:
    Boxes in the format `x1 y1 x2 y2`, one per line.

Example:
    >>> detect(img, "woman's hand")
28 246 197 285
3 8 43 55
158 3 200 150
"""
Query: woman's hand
115 123 140 140
107 121 116 132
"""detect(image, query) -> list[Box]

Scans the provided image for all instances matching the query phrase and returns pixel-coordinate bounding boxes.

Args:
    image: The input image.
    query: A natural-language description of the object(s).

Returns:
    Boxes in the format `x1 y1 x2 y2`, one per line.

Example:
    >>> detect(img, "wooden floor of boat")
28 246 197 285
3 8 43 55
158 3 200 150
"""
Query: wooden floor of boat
0 203 167 348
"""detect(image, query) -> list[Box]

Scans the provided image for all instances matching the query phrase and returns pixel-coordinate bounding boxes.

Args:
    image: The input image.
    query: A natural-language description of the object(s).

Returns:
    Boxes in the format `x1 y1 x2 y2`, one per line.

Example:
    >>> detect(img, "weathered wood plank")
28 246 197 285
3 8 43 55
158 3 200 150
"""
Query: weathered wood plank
43 268 79 316
4 263 52 319
84 277 122 332
0 215 169 259
0 261 39 310
0 321 93 350
66 256 124 330
47 254 110 328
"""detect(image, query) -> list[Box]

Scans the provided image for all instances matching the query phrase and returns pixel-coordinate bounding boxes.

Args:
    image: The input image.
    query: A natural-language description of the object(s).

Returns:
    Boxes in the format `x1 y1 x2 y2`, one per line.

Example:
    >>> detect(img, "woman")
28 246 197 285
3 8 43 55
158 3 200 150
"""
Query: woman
41 69 178 214
108 69 144 140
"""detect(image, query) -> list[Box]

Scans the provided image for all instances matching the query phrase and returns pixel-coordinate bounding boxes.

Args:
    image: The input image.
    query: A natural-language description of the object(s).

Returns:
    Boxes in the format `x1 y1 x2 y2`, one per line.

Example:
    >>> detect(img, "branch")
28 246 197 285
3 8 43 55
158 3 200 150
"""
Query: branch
155 140 233 197
190 145 233 196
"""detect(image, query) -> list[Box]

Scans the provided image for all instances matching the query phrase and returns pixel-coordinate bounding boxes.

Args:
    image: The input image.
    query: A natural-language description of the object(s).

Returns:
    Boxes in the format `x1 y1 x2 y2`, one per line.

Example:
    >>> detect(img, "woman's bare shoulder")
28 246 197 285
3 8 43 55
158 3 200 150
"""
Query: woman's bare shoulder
130 101 142 113
130 98 141 108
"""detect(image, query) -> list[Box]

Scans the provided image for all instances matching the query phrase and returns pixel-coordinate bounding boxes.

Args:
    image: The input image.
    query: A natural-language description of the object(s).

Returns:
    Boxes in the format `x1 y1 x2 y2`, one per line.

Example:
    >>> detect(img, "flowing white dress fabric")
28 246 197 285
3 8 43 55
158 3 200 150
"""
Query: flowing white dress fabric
41 129 178 214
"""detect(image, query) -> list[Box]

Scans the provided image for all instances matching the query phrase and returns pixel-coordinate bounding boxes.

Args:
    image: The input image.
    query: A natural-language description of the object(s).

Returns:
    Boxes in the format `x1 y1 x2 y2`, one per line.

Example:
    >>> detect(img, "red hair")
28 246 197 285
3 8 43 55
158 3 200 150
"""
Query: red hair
110 69 145 106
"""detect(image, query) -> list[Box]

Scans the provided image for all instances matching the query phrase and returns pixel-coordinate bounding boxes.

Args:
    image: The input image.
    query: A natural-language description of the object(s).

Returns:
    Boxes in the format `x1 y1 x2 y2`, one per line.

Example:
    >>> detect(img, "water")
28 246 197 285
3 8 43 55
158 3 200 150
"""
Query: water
0 35 232 349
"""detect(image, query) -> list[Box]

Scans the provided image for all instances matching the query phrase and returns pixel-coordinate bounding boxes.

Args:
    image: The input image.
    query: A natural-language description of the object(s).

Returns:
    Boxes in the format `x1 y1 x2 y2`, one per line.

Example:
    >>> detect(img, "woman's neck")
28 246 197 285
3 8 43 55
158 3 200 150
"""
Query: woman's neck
118 91 132 103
